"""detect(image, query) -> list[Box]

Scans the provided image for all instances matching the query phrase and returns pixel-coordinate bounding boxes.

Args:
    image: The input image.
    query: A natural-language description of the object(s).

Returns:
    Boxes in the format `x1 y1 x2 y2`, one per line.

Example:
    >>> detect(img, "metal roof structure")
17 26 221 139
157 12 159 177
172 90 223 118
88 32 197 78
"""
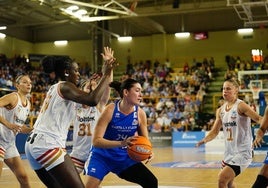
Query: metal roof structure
0 0 267 42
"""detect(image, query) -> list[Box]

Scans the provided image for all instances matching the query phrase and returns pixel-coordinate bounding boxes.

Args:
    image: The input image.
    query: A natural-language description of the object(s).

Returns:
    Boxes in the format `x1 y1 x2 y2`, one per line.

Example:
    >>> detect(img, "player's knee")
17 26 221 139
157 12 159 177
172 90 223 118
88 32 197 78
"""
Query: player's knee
217 176 229 188
252 175 268 188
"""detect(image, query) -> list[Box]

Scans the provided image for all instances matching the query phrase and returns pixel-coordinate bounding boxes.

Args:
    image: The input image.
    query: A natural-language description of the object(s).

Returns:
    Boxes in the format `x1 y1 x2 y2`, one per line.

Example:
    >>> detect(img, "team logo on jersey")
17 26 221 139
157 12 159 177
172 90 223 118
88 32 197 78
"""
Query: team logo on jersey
14 115 25 124
77 108 82 114
133 112 137 118
132 119 138 125
17 106 22 113
77 116 95 122
115 112 120 118
90 107 96 114
231 110 237 119
223 121 237 128
90 167 96 173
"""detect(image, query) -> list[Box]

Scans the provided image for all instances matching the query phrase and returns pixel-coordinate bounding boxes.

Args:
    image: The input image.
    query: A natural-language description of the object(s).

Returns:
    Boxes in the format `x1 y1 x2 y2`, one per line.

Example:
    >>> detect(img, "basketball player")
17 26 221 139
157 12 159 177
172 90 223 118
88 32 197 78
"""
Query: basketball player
84 78 158 188
196 78 262 188
0 74 33 188
25 46 116 188
70 71 112 174
252 106 268 188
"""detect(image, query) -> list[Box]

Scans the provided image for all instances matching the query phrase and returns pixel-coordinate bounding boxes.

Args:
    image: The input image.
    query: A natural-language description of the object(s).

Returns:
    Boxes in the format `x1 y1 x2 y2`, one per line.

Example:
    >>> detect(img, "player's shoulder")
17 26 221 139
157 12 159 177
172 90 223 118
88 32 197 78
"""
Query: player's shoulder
104 102 116 112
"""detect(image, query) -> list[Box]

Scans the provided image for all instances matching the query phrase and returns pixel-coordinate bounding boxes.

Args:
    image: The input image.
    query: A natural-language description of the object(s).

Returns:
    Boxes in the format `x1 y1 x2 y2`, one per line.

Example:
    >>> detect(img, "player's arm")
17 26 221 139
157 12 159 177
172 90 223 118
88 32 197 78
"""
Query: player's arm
93 103 124 148
61 73 112 107
97 70 113 112
253 106 268 148
137 107 149 139
0 93 21 131
196 107 222 147
61 47 116 106
238 101 262 124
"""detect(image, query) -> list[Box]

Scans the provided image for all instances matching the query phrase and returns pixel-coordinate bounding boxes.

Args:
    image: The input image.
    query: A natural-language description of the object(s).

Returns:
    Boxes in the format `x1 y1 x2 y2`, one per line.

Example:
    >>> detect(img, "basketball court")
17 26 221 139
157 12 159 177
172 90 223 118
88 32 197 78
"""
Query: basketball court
1 146 266 188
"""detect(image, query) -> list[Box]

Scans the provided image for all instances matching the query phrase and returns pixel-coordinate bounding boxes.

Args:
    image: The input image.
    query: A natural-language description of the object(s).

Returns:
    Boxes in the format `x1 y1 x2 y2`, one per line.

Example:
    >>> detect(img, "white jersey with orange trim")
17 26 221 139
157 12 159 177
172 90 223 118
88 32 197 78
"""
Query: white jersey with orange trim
70 104 100 167
220 99 253 168
0 92 30 143
33 82 76 148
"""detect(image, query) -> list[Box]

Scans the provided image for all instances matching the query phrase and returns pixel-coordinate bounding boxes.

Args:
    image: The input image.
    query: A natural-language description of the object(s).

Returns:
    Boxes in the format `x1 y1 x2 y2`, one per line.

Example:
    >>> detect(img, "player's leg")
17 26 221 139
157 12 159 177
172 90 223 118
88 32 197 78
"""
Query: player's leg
70 156 85 174
118 162 158 188
35 167 61 188
218 165 236 188
48 154 84 188
84 175 102 188
84 153 108 188
5 156 31 188
252 164 268 188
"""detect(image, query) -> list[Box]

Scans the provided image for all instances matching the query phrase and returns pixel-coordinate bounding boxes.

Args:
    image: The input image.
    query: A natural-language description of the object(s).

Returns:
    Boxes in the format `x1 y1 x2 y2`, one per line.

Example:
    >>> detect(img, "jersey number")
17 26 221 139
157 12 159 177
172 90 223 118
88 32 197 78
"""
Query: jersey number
78 123 92 136
226 128 233 141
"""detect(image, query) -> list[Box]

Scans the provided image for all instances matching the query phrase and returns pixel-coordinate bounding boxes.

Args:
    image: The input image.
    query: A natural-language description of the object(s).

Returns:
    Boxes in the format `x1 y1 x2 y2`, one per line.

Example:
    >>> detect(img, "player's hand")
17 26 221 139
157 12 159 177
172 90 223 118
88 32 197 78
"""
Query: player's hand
121 136 135 148
101 47 117 75
89 73 101 81
6 123 21 135
195 140 205 147
253 136 263 148
101 46 116 63
20 125 33 134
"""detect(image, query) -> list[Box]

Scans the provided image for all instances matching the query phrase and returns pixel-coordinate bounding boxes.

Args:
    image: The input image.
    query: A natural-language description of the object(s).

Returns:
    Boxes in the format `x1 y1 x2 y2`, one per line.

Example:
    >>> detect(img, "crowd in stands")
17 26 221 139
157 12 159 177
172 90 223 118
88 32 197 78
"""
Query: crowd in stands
1 53 267 133
118 57 216 132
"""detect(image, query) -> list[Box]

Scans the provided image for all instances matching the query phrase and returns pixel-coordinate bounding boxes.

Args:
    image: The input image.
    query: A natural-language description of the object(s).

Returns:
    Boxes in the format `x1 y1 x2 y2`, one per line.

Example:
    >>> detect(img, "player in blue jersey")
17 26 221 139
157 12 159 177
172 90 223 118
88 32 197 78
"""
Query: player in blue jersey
84 78 158 188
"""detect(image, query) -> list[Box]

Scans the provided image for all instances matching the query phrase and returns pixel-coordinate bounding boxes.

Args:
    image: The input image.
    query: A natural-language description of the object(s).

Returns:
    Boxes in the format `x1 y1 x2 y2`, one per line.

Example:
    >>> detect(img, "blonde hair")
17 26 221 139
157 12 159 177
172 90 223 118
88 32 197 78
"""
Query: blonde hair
15 74 29 84
225 78 240 89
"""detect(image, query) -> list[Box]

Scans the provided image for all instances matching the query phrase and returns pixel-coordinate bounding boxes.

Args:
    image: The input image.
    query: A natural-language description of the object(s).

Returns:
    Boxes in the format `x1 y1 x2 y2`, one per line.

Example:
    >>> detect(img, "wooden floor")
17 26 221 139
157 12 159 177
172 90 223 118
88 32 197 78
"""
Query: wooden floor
1 147 265 188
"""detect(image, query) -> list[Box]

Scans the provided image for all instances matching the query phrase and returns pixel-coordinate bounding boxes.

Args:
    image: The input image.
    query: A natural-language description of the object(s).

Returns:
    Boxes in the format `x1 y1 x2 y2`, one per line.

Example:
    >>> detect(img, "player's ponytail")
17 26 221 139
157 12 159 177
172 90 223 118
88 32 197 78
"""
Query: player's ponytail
109 78 139 98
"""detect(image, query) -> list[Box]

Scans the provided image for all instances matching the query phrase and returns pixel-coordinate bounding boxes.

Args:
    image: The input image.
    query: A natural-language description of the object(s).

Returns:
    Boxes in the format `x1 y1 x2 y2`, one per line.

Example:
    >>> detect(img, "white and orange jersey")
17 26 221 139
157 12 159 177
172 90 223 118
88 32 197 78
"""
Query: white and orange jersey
33 82 76 148
70 104 100 162
220 99 253 166
0 92 30 143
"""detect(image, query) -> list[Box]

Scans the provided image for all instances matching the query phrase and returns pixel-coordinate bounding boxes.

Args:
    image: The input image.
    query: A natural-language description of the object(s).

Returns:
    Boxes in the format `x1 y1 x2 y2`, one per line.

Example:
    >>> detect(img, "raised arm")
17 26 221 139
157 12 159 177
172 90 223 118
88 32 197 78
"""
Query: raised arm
61 47 117 106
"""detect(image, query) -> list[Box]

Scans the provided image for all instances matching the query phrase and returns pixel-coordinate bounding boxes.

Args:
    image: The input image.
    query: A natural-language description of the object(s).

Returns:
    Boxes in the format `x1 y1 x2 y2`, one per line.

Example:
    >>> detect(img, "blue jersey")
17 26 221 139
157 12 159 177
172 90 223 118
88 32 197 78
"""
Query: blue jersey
91 100 139 160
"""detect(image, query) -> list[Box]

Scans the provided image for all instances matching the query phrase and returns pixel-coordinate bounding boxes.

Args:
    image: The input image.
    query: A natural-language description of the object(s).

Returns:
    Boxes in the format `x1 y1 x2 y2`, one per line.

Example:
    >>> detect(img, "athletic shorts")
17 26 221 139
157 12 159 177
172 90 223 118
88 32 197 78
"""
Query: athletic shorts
0 143 19 161
222 160 241 176
84 152 138 180
25 132 67 171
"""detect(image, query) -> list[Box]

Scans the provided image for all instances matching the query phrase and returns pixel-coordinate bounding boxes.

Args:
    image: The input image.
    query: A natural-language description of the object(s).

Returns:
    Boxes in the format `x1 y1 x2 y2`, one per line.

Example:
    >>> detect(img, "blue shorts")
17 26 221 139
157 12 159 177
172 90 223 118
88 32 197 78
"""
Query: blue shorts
84 152 138 180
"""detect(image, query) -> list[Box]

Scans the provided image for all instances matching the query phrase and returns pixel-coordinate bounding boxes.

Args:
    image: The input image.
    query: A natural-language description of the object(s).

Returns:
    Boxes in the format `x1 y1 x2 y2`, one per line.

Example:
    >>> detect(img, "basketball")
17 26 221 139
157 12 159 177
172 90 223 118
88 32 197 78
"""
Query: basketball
127 136 152 162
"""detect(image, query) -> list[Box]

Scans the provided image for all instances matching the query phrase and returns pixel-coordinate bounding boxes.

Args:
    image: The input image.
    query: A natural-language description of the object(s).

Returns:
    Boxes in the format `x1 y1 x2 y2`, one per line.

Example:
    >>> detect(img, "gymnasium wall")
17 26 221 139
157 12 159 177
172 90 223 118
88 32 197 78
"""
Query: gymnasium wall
0 28 267 71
